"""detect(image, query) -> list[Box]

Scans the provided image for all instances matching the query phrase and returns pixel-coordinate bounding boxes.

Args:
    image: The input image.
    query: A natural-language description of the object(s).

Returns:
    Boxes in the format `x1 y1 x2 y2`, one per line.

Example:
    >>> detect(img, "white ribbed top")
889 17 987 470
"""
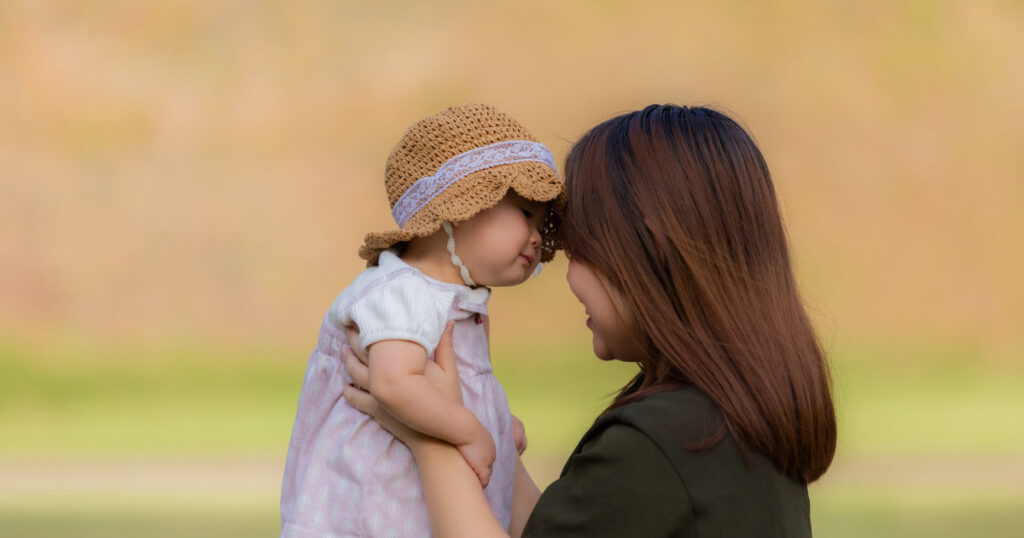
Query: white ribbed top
328 249 490 357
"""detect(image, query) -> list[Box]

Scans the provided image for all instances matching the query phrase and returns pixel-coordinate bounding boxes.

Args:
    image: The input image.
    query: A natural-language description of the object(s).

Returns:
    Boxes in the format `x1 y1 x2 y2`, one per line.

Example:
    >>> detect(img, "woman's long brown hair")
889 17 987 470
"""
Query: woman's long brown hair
562 105 836 483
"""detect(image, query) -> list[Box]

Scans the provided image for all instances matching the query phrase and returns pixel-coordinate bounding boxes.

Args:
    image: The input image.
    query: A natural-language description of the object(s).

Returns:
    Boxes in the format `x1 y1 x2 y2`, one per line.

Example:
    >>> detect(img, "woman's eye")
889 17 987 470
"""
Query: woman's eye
521 208 533 219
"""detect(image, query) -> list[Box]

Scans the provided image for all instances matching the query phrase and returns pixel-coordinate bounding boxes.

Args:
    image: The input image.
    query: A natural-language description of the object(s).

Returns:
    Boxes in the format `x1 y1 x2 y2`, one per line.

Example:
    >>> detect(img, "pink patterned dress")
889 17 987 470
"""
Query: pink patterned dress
280 250 516 537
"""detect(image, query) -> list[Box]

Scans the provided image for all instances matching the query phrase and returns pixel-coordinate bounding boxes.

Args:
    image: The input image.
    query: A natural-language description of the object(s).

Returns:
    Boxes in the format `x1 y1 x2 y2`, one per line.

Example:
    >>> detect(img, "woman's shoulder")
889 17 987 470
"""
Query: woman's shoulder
528 385 811 537
593 385 722 446
579 384 812 537
523 422 693 537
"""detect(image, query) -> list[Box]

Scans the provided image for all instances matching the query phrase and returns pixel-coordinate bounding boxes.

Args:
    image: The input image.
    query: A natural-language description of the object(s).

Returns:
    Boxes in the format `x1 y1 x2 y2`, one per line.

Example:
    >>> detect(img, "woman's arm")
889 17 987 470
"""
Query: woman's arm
510 454 542 538
411 438 509 538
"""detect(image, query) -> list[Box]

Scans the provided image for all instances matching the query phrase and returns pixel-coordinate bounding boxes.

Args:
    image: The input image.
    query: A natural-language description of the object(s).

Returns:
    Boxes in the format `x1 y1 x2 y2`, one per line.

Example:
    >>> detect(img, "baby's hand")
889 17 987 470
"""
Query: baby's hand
457 426 496 488
511 414 527 455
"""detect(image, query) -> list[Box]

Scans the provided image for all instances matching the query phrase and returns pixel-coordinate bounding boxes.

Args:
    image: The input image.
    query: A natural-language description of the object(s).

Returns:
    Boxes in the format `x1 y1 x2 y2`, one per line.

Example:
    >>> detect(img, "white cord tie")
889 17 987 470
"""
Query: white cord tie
442 221 476 287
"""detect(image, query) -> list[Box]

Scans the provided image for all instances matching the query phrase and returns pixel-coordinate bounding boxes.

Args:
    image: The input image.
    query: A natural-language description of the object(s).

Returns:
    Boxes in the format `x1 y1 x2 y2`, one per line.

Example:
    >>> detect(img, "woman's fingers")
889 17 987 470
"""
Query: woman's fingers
343 324 369 364
343 381 426 446
435 321 457 372
343 382 380 416
424 321 463 404
343 345 371 389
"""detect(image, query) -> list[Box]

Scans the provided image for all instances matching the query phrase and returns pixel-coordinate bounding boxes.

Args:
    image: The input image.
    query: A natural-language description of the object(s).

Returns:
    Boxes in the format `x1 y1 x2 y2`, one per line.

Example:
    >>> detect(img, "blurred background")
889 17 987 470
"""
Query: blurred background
1 0 1022 536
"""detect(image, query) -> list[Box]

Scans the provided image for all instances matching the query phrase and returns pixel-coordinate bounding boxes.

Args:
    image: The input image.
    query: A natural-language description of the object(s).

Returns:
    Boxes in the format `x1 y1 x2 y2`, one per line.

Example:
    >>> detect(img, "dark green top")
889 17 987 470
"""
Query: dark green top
522 384 811 537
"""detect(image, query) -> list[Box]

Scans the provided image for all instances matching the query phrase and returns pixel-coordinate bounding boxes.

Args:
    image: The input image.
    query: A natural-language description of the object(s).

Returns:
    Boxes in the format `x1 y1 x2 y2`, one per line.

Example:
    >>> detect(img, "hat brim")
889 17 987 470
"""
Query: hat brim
359 160 565 266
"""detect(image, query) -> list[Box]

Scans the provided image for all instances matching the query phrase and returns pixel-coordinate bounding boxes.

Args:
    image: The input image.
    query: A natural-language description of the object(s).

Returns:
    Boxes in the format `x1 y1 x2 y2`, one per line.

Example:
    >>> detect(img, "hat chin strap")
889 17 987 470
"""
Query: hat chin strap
442 221 477 287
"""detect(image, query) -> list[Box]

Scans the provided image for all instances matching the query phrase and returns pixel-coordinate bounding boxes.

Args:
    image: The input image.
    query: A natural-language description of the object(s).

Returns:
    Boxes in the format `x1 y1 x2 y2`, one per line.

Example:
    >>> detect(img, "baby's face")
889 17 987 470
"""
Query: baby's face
453 192 548 287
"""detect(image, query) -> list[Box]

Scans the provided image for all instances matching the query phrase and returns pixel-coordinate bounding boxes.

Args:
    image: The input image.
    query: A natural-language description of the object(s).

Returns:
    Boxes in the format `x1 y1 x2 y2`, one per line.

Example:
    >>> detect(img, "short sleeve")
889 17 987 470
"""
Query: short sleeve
339 274 456 357
522 424 694 537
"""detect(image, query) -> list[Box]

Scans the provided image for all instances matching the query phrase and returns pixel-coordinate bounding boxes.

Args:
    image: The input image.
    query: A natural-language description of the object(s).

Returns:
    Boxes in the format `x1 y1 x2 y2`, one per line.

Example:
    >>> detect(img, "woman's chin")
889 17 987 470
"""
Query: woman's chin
592 340 615 361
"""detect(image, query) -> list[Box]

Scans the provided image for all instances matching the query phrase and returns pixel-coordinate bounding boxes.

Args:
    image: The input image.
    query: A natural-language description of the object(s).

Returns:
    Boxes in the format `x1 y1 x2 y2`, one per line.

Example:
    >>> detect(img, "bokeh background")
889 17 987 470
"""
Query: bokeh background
2 0 1022 536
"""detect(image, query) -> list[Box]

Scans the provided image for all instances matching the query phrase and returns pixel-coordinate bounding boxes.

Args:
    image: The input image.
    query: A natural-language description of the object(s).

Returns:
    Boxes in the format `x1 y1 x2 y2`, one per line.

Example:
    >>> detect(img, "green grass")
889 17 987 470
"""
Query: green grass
5 505 1022 538
830 342 1024 456
4 337 1021 458
0 337 640 457
3 499 1022 538
0 340 300 456
492 342 640 455
810 489 1024 538
0 509 279 538
1 337 1023 537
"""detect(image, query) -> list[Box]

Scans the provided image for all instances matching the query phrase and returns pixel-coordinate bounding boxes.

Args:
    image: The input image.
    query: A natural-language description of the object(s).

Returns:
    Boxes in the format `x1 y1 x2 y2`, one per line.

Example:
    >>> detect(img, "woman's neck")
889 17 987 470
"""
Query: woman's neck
400 231 468 287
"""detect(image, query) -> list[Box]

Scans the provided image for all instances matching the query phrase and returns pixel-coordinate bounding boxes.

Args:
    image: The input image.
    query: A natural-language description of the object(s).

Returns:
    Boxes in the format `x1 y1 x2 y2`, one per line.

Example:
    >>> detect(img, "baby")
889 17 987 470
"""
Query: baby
280 103 564 537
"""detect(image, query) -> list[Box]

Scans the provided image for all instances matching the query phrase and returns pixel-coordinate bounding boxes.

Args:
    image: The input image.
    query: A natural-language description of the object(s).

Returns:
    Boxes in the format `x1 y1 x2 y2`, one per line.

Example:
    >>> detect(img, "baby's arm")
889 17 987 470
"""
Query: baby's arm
367 339 496 485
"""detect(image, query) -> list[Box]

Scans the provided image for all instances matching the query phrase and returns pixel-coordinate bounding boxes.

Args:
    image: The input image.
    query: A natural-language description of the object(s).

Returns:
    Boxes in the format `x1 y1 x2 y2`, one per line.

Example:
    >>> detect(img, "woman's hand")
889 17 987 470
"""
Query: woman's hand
342 321 463 448
423 321 464 405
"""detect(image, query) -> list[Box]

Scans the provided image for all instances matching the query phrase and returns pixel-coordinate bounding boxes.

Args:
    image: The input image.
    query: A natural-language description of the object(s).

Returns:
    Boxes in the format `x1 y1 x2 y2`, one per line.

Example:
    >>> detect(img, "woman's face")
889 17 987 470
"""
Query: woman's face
566 258 629 361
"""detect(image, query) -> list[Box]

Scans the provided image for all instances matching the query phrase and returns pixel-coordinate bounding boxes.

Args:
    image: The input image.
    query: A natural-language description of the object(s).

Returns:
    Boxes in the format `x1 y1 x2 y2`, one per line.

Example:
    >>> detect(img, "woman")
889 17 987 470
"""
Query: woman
343 104 837 537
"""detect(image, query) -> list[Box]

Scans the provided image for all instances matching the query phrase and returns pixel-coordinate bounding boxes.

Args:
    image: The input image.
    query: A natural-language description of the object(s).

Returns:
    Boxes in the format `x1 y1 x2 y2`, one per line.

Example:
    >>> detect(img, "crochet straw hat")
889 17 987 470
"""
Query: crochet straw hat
359 103 566 266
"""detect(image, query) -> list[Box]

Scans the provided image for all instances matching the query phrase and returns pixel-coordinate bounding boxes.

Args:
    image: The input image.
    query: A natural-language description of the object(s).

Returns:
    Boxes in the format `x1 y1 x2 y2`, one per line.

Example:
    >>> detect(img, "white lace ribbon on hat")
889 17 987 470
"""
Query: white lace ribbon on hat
391 140 558 227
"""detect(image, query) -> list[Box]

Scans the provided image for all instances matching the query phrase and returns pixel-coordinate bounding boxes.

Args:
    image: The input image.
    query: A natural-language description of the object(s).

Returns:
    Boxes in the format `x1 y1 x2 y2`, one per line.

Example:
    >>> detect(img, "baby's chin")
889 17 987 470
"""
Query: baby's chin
479 266 537 287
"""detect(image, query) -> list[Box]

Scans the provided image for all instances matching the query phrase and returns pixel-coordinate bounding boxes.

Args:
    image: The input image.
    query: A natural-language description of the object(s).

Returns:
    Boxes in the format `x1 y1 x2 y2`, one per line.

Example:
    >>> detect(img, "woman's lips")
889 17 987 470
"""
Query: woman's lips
519 254 533 264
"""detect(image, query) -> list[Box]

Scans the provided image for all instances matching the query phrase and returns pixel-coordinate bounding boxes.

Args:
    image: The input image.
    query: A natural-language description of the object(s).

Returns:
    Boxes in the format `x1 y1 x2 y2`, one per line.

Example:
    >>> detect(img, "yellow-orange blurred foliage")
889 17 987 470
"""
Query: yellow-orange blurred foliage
2 0 1022 360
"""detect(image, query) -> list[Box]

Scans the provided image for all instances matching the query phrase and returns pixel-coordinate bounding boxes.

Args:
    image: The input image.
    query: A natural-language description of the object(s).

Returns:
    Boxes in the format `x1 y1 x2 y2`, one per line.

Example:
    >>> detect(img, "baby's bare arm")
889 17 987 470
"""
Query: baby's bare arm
367 340 488 446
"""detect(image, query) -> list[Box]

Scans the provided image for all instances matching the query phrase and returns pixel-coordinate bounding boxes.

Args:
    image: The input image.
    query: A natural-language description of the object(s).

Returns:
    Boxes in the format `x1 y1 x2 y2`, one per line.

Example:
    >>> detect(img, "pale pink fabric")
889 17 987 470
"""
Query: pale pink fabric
280 261 515 537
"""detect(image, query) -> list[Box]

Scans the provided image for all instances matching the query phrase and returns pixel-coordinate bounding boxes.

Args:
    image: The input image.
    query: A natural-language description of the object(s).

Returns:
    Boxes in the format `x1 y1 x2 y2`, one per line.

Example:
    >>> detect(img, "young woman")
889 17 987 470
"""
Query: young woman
343 104 837 537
